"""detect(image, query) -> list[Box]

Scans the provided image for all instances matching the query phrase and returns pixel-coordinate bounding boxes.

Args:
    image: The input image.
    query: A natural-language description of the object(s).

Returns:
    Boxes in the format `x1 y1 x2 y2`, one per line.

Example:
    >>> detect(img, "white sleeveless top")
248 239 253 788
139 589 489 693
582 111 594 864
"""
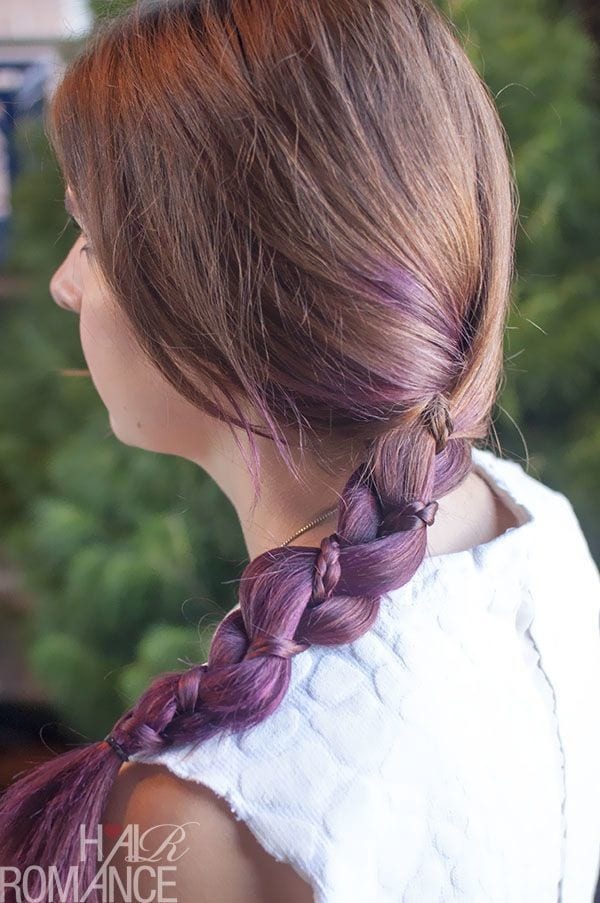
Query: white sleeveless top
132 447 600 903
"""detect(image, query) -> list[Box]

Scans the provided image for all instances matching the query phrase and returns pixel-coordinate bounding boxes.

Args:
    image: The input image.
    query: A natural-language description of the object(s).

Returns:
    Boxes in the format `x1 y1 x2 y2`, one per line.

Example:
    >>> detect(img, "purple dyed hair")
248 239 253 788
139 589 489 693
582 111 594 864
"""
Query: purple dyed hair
0 0 517 895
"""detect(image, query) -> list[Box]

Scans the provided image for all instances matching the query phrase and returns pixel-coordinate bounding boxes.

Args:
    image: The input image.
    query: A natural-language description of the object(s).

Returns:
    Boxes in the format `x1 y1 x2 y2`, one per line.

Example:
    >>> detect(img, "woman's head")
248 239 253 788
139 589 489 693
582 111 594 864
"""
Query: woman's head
48 0 515 496
1 0 517 891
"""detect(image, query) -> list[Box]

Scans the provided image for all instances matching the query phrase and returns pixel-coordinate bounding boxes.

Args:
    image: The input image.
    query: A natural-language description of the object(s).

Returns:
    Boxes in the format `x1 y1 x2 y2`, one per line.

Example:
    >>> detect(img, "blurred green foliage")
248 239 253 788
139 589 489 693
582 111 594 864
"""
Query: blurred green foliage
443 0 600 535
1 0 598 737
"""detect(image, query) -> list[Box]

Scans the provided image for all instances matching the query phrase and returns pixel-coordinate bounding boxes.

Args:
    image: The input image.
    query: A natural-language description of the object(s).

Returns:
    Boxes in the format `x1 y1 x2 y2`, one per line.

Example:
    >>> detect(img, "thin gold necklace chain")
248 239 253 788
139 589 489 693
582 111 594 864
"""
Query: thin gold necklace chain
279 505 339 548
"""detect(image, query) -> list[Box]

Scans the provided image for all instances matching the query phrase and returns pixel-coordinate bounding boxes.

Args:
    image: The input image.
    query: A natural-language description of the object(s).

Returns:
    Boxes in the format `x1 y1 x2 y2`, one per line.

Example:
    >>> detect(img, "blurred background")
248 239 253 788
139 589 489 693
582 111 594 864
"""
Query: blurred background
0 0 598 839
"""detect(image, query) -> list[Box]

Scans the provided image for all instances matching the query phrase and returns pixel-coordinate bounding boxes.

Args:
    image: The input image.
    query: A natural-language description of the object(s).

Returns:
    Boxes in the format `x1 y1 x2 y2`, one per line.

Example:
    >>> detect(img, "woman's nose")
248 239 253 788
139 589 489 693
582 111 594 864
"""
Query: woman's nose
49 240 84 314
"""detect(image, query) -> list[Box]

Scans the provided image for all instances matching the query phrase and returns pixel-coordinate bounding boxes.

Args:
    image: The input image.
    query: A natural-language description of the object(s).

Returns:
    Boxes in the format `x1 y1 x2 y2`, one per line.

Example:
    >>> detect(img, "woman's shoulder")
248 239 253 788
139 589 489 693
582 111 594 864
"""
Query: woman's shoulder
470 445 588 531
469 446 598 580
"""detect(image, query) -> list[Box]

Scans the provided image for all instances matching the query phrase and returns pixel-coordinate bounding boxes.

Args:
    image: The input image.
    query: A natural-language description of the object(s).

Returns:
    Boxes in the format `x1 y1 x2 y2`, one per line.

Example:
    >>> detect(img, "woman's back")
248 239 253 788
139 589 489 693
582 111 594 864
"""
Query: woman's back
131 446 600 903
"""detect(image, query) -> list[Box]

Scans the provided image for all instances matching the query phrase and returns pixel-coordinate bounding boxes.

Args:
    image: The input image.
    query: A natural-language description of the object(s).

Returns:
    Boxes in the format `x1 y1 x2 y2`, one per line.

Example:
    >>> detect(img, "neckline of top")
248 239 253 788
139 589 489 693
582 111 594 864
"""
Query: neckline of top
419 445 537 569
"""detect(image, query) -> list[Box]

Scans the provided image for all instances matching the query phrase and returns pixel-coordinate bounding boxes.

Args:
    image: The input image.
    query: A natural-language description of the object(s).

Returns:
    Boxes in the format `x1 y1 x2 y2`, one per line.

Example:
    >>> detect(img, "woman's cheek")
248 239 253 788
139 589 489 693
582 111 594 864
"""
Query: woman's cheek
76 282 205 456
78 295 168 446
79 296 131 415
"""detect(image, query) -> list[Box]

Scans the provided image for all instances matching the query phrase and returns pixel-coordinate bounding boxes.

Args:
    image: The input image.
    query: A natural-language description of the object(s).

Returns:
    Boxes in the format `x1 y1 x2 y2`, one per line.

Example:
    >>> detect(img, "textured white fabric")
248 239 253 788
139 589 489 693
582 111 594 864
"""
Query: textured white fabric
132 447 600 902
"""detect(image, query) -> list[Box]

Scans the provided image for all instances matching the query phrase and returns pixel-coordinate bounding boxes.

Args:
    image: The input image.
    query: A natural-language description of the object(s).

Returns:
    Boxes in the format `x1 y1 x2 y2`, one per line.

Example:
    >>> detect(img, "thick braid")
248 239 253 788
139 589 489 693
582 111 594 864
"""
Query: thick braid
100 396 472 763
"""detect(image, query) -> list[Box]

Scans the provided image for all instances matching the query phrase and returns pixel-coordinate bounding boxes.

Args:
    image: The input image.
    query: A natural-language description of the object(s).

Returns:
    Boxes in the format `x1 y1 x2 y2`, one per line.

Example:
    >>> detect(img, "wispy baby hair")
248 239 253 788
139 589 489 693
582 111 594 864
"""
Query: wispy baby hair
0 0 517 893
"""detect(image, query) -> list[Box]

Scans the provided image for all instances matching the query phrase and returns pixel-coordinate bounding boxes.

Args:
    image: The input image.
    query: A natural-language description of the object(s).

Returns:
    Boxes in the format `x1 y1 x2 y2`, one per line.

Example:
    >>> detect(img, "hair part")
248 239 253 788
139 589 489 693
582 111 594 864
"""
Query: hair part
0 0 517 889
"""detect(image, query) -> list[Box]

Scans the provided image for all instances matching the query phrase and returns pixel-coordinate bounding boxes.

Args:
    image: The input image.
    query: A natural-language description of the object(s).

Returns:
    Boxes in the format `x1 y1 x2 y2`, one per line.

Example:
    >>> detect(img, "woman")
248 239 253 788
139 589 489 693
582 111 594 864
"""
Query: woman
1 0 599 901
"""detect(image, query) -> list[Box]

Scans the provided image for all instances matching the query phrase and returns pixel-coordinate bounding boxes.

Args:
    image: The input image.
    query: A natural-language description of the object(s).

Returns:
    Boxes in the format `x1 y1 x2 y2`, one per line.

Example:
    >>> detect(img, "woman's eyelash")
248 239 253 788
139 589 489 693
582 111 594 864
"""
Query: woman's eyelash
67 215 91 254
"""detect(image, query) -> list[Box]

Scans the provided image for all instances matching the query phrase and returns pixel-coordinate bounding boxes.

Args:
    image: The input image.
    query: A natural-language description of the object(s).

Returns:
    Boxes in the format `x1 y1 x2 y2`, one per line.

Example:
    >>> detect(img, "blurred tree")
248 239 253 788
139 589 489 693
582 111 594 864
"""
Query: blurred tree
0 0 598 738
440 0 600 559
89 0 133 17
